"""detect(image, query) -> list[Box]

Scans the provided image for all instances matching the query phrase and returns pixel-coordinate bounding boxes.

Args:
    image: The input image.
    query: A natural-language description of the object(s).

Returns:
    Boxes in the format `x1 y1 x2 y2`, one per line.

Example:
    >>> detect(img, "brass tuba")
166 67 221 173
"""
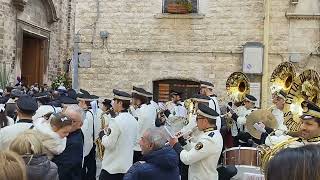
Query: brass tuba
226 72 250 103
225 72 250 129
283 69 320 132
270 62 296 94
259 137 301 172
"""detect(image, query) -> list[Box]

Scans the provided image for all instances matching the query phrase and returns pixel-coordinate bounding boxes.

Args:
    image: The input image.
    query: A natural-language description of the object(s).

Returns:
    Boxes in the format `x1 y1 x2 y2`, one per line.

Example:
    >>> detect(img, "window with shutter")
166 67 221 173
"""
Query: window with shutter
163 0 199 14
153 79 200 102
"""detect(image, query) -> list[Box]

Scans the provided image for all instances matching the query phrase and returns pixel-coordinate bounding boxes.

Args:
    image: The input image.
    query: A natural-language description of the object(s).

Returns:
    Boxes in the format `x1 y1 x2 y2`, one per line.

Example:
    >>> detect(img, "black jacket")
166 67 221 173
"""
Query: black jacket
52 129 84 180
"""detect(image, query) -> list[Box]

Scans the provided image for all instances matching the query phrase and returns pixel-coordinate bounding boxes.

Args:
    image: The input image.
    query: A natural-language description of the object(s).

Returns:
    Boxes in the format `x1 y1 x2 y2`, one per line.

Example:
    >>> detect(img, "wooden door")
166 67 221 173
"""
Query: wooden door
21 35 45 86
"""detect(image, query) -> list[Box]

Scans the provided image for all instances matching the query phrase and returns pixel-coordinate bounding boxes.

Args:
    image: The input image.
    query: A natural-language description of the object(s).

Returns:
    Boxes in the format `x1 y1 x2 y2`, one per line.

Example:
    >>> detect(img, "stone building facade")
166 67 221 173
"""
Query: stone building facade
74 0 320 105
0 0 75 85
1 0 319 105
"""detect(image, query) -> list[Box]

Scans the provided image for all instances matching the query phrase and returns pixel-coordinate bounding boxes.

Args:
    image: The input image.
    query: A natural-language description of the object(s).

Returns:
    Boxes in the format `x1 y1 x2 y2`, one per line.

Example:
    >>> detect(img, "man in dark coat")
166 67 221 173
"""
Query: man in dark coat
52 104 85 180
123 127 180 180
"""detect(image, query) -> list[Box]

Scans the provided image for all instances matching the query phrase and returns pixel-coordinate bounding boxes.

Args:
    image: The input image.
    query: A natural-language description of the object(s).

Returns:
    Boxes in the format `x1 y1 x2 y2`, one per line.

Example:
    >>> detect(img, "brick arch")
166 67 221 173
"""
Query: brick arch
12 0 58 23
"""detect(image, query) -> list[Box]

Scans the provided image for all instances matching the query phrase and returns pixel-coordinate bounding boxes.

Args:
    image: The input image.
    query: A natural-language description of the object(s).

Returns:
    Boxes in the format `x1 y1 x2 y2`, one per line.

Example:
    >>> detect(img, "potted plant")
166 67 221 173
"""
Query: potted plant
51 73 72 90
167 0 193 14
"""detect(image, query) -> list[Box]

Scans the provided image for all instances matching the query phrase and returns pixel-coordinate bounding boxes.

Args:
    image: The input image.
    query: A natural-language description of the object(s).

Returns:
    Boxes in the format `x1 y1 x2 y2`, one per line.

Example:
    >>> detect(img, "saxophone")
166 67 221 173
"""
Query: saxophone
96 112 107 160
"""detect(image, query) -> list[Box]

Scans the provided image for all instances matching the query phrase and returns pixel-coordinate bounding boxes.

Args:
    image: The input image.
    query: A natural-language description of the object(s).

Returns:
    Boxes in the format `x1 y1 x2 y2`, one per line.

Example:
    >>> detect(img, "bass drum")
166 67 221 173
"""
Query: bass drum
223 147 260 167
223 147 263 180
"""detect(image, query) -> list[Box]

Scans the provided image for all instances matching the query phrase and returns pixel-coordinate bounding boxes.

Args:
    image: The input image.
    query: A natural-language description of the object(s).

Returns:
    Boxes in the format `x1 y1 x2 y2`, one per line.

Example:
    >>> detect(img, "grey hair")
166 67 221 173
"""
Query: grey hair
65 104 85 122
144 127 168 151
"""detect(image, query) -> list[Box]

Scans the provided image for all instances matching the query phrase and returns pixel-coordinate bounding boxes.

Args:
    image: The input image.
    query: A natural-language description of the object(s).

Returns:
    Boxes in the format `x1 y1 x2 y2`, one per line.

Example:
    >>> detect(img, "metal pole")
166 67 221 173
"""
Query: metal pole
72 34 80 92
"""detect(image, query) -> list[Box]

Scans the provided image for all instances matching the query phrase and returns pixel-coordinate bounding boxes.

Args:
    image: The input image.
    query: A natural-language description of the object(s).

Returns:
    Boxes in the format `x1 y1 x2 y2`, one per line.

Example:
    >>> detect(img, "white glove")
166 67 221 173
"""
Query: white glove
275 129 284 137
237 117 247 125
278 124 288 132
254 122 266 133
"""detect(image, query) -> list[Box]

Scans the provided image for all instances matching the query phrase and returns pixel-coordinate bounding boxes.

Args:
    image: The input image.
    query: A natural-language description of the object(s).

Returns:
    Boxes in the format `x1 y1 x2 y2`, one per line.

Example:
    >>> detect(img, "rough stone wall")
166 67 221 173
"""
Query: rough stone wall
0 0 16 76
0 0 75 84
56 0 320 102
75 0 264 99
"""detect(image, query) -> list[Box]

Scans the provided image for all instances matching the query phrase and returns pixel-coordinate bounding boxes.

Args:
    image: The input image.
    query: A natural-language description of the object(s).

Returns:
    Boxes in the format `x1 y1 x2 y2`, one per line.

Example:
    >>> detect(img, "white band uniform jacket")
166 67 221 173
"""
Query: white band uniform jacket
179 129 223 180
271 107 285 128
230 106 246 137
82 109 95 157
95 108 112 139
101 112 138 174
209 96 222 130
134 104 156 151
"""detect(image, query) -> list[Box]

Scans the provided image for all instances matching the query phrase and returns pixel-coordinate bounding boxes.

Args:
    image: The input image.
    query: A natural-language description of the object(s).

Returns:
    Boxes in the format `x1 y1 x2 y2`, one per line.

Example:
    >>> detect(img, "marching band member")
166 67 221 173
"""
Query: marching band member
254 90 289 144
178 94 211 142
165 91 187 118
200 81 222 130
132 86 157 163
0 95 38 150
299 101 320 145
225 101 245 141
264 101 320 147
229 94 257 146
78 90 99 180
169 103 223 180
97 99 115 130
175 94 211 180
256 90 289 143
271 90 287 130
145 91 159 112
99 89 138 180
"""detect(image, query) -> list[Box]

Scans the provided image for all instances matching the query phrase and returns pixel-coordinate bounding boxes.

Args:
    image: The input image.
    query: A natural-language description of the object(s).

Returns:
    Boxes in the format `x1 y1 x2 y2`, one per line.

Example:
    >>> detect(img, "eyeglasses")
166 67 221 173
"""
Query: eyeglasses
196 115 206 122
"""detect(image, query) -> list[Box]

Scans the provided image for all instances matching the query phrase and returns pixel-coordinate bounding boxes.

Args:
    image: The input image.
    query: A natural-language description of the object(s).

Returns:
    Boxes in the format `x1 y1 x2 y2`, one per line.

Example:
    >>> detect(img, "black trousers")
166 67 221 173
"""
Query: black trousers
99 169 124 180
179 161 189 180
81 145 97 180
218 165 238 180
133 151 142 164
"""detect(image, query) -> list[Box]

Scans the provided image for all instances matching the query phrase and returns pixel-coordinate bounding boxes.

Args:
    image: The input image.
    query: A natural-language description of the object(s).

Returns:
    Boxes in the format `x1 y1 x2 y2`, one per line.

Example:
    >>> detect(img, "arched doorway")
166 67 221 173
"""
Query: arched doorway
13 0 58 86
153 79 200 102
